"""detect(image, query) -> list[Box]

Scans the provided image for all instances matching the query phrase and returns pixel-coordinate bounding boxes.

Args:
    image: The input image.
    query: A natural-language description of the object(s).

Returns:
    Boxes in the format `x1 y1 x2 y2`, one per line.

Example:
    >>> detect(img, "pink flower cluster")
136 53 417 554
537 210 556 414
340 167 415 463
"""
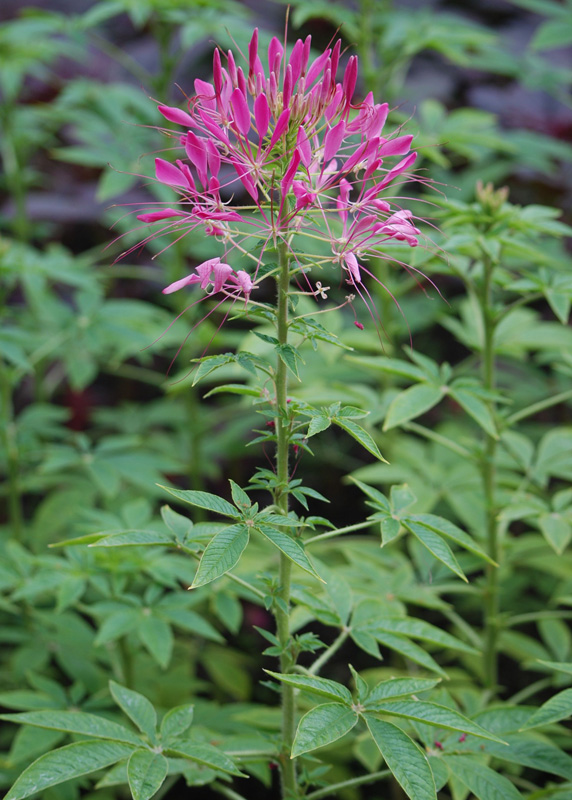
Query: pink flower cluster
135 28 423 320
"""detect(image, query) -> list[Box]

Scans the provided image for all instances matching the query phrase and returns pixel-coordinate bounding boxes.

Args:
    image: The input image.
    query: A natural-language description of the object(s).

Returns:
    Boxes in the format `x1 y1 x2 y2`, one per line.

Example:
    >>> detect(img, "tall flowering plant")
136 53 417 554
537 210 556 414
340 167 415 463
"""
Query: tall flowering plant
126 29 485 800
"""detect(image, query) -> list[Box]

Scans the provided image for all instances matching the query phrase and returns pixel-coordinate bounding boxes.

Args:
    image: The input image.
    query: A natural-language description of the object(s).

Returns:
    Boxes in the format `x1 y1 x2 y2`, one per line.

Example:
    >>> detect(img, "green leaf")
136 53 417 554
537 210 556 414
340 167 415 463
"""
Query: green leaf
366 717 437 800
138 615 173 669
444 754 522 800
4 740 135 800
229 480 251 510
449 388 498 438
160 705 194 742
166 741 246 777
158 487 238 518
407 514 496 564
372 700 506 742
369 617 477 655
365 678 441 707
538 512 572 554
256 524 323 580
192 354 235 385
482 733 572 780
109 682 157 743
203 383 262 398
532 18 572 51
334 417 388 462
292 703 358 757
520 688 572 729
91 530 175 547
370 631 447 677
127 749 168 800
537 660 572 677
0 710 142 746
264 671 353 704
383 384 444 431
351 478 391 512
402 520 467 581
192 524 249 588
307 412 331 437
276 343 303 379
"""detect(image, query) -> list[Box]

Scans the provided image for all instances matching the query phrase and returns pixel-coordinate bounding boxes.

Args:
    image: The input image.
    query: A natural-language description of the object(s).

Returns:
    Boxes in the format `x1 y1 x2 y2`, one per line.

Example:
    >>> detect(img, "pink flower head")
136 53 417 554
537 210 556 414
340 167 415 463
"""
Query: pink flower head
125 26 432 347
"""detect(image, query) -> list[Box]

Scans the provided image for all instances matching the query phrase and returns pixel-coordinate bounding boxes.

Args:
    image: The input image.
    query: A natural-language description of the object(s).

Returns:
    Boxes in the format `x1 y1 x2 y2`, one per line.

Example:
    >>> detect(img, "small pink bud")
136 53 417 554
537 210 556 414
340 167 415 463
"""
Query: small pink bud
268 36 283 73
213 48 222 97
354 321 364 330
342 56 358 105
459 734 467 742
434 741 443 750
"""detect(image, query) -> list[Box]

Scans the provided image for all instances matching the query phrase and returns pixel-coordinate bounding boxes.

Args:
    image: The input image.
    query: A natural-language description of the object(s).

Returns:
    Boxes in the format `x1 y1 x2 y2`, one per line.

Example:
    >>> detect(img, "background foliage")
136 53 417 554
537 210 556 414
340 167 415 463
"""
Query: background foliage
1 0 572 798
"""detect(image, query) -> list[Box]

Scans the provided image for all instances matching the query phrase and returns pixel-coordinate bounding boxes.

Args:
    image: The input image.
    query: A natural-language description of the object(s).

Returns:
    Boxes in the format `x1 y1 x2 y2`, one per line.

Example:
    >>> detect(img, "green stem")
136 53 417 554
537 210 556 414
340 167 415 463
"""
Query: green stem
305 769 391 800
308 629 349 675
505 388 572 426
212 783 251 800
481 255 499 694
305 519 373 546
403 421 472 458
274 239 297 798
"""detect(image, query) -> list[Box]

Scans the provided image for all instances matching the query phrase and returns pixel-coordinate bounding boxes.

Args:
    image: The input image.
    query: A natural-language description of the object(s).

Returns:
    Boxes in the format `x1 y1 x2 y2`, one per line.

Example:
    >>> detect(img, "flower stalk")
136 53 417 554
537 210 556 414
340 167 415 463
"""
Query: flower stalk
274 238 297 796
481 252 500 693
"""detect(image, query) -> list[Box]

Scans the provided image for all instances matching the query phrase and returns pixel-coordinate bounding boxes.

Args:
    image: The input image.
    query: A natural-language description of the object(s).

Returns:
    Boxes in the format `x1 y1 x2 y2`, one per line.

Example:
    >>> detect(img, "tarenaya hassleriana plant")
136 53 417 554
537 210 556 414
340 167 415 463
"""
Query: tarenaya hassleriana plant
4 26 572 800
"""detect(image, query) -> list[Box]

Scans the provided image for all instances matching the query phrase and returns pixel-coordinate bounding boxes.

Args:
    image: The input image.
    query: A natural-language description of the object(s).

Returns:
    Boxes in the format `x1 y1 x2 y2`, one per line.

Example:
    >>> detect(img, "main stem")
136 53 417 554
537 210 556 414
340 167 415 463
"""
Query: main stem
274 240 297 797
481 255 499 693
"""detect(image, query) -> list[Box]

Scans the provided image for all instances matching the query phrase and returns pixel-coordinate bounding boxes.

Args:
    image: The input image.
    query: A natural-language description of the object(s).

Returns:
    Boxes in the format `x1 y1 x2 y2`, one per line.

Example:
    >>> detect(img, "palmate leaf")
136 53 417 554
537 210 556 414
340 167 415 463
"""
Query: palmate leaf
127 749 168 800
0 710 142 746
191 524 249 588
292 703 359 757
366 717 437 800
444 754 523 800
4 740 135 800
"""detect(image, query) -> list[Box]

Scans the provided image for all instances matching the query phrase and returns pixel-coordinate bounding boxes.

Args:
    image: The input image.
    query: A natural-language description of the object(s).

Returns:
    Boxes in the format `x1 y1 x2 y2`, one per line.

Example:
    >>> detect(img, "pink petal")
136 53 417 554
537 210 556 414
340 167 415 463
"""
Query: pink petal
137 208 186 223
281 148 301 194
158 105 194 127
380 134 414 157
162 273 200 294
296 126 312 166
211 262 234 292
155 158 189 188
230 88 251 135
269 109 291 149
323 120 346 163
